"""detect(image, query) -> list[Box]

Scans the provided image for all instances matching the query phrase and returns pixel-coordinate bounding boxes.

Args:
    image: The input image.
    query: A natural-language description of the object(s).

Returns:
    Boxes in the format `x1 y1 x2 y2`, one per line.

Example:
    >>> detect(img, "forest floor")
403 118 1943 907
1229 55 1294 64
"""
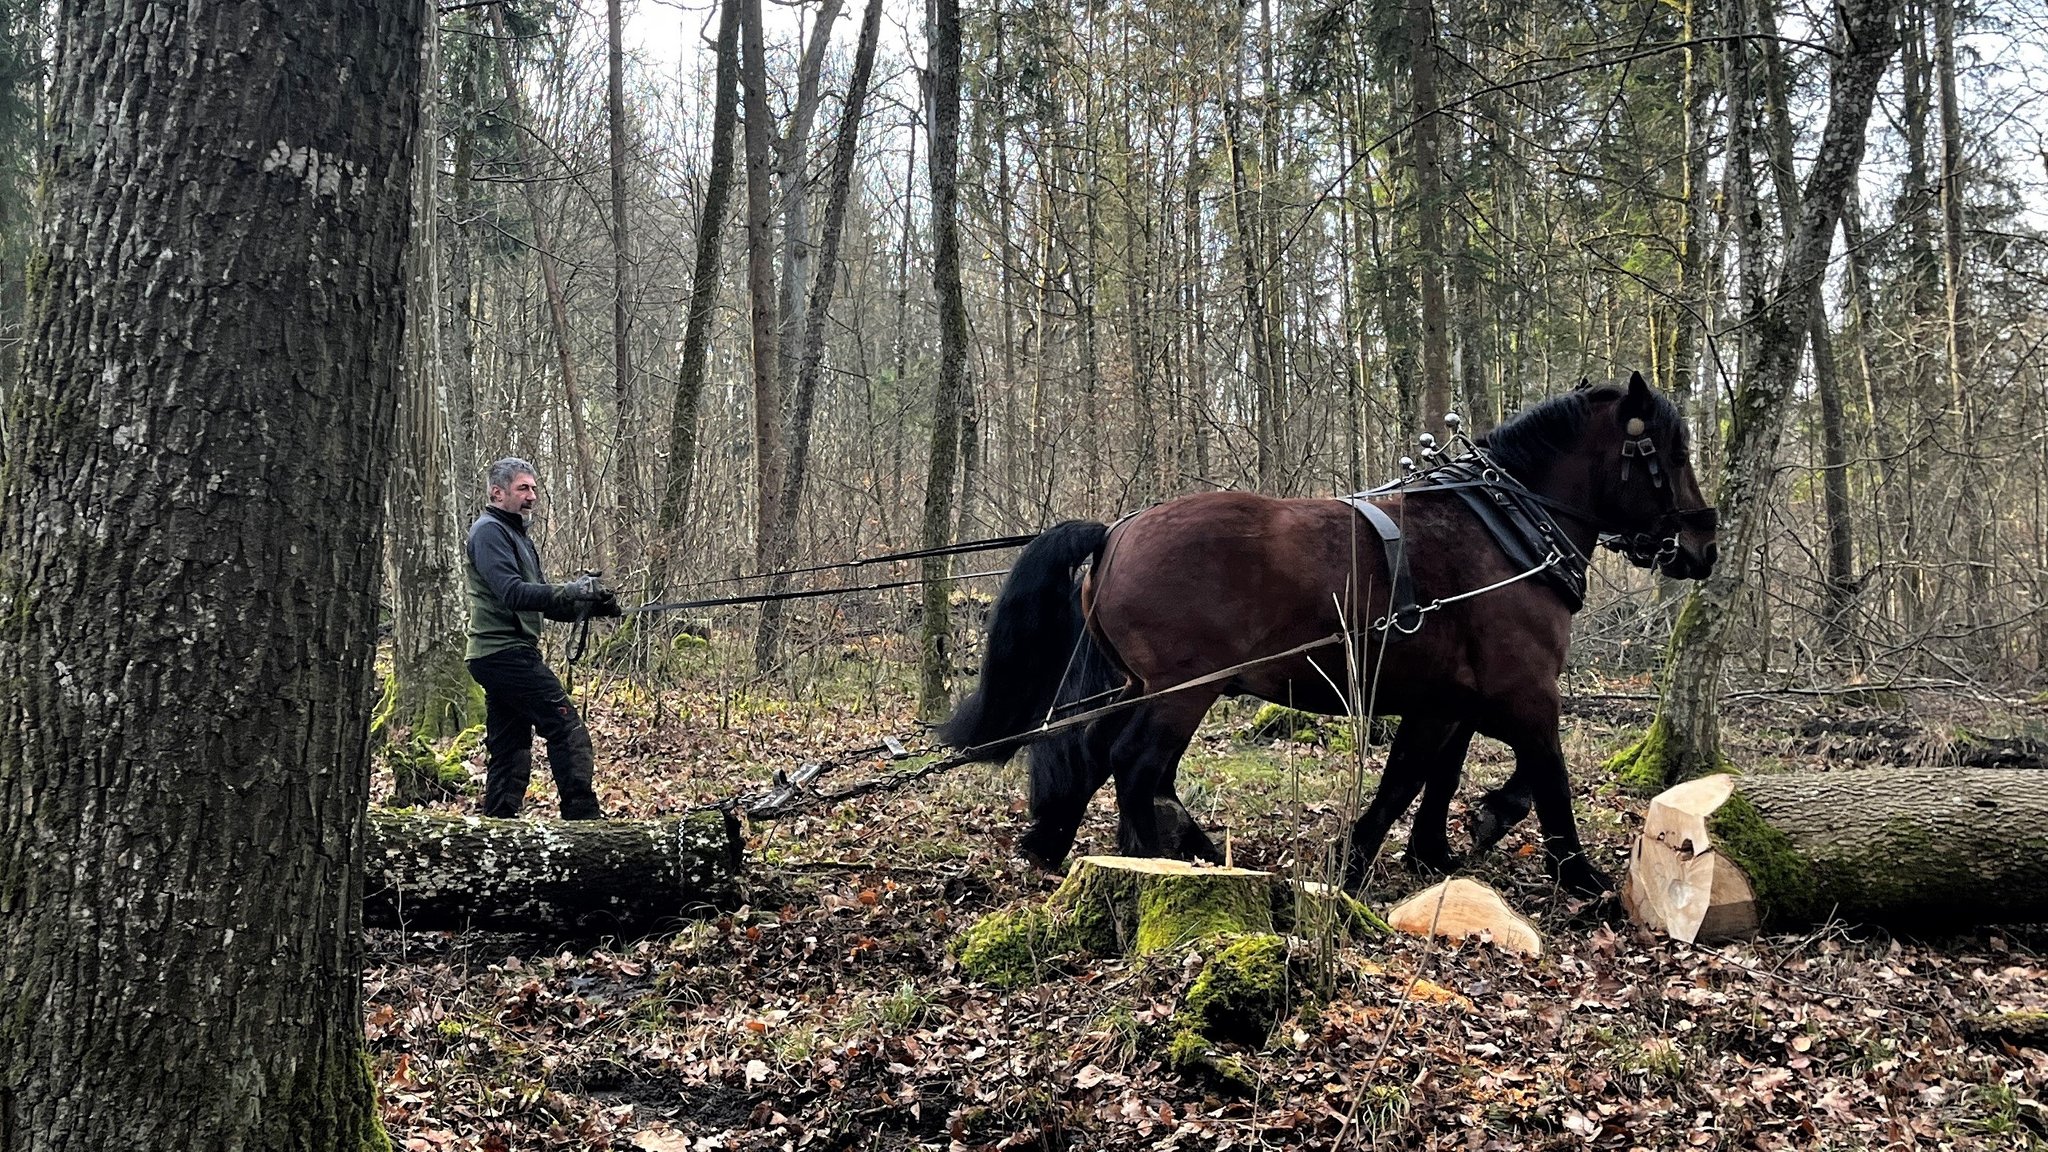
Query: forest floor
366 634 2048 1151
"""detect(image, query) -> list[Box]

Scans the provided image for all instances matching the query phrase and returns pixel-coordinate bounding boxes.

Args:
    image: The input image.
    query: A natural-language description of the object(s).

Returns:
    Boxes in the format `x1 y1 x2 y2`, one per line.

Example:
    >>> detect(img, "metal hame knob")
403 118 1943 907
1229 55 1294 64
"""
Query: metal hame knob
1444 411 1463 432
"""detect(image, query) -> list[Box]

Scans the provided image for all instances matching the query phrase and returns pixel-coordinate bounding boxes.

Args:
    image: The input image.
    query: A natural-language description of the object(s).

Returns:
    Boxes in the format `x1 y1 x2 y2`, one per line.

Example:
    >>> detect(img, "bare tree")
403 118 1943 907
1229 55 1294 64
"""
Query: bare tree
920 0 969 719
756 0 886 667
655 0 742 591
1614 0 1903 790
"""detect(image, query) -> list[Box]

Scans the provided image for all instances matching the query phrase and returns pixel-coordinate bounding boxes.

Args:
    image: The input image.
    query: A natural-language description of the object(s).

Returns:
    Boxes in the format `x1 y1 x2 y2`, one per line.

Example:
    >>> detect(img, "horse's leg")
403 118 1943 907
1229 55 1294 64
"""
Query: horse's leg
1108 692 1216 859
1465 772 1535 857
1340 716 1454 891
1503 721 1612 896
1017 713 1124 868
1150 760 1224 863
1403 720 1477 874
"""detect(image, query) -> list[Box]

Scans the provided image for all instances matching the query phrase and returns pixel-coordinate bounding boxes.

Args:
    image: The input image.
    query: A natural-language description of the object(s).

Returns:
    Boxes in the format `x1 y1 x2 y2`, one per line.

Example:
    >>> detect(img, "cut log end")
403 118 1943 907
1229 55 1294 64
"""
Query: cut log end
1623 773 1759 944
1385 878 1543 958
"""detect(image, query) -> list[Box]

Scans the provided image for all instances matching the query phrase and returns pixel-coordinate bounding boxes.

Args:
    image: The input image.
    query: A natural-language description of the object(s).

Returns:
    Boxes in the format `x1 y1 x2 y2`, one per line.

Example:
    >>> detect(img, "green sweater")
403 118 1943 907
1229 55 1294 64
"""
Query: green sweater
465 507 576 659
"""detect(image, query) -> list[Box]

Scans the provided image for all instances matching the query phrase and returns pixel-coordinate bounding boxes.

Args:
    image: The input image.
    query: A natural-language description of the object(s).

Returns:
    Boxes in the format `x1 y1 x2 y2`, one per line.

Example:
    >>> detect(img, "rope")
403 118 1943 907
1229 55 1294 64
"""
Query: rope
652 533 1039 596
627 567 1009 616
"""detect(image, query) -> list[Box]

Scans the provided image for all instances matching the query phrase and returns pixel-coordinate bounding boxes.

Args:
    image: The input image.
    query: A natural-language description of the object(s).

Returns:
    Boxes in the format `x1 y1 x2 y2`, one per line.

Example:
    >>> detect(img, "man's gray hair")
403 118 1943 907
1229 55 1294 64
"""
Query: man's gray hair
488 457 537 491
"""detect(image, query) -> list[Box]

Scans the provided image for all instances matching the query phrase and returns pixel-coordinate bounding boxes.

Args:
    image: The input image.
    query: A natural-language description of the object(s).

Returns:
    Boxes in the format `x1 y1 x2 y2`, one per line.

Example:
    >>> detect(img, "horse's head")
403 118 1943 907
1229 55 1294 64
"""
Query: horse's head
1576 371 1718 580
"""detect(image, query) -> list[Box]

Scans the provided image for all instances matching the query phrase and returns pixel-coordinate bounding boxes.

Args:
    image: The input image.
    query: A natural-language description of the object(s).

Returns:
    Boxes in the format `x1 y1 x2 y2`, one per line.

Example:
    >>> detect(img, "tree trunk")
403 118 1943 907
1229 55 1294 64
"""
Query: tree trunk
772 0 847 415
363 810 744 935
385 5 480 756
654 0 741 594
1933 0 1988 635
0 2 422 1146
1626 770 2048 943
1759 2 1858 659
1670 0 1713 406
385 6 481 770
606 0 638 573
755 0 885 670
1408 0 1450 431
754 0 845 569
445 31 482 490
1223 82 1277 491
1613 0 1901 792
491 3 604 572
919 0 968 721
739 0 782 568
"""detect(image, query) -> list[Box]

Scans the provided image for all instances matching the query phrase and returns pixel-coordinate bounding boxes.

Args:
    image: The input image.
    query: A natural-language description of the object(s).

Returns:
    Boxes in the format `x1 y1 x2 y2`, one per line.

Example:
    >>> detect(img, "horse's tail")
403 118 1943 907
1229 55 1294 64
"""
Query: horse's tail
937 519 1112 761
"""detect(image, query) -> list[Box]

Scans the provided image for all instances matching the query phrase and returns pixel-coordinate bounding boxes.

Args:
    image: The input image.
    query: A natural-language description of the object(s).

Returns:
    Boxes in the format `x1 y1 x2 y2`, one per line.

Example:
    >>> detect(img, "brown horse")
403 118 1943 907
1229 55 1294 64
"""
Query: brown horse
940 373 1717 894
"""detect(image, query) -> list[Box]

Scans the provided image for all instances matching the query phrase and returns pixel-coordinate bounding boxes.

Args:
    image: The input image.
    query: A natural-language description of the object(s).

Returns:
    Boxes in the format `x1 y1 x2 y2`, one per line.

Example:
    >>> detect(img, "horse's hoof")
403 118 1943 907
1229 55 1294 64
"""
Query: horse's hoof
1016 826 1075 872
1405 846 1464 876
1466 809 1506 854
1555 860 1616 897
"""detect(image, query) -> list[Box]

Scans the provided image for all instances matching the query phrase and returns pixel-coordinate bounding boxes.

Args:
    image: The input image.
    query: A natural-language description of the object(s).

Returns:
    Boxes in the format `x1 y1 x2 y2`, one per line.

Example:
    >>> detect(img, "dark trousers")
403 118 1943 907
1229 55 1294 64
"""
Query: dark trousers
467 646 603 819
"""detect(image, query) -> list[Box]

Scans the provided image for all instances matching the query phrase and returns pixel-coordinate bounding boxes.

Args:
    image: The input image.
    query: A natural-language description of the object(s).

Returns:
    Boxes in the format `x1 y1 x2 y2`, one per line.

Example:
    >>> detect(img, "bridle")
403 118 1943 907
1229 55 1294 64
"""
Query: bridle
1438 422 1716 572
1597 428 1719 569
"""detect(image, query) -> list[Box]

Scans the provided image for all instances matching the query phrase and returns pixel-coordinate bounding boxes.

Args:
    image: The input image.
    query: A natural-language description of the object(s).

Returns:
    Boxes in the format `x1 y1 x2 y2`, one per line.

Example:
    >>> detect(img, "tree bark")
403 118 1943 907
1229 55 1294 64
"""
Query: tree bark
1407 0 1450 431
606 0 639 571
755 0 884 669
385 8 479 753
919 0 968 721
739 0 782 567
364 810 745 935
655 0 742 593
491 3 605 572
1613 0 1901 792
1626 770 2048 943
0 1 422 1146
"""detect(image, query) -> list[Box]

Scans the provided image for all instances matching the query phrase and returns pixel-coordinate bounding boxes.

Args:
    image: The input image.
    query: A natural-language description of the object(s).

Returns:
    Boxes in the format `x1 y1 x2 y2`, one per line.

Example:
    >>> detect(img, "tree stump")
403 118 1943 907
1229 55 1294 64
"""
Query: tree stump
952 856 1388 1087
364 810 745 936
1624 769 2048 943
1385 878 1543 958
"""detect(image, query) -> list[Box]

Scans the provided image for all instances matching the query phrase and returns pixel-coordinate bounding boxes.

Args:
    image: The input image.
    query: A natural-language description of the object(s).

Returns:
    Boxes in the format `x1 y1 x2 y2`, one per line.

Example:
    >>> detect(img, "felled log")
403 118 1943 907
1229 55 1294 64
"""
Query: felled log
364 810 745 935
1385 878 1543 958
1624 769 2048 943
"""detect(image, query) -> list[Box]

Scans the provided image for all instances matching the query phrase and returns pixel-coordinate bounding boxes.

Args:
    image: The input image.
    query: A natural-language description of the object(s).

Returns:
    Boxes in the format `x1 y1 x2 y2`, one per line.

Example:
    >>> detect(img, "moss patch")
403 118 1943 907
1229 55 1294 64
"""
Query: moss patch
386 725 481 807
952 906 1057 987
1705 792 1818 925
1133 874 1274 956
1604 715 1736 796
1175 933 1292 1048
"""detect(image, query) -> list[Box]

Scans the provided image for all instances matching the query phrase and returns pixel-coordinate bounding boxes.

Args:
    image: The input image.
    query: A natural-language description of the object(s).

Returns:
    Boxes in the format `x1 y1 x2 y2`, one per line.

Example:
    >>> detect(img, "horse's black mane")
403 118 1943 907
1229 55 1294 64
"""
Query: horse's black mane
1477 384 1684 480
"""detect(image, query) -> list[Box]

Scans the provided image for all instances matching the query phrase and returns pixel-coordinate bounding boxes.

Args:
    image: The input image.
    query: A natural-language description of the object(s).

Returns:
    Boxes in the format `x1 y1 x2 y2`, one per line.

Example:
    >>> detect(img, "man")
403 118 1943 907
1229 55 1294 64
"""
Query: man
465 457 622 819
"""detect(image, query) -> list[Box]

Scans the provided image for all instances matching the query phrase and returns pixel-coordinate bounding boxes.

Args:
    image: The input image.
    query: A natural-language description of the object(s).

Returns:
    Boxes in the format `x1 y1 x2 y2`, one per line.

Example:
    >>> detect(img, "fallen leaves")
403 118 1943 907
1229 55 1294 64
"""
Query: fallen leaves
362 668 2048 1151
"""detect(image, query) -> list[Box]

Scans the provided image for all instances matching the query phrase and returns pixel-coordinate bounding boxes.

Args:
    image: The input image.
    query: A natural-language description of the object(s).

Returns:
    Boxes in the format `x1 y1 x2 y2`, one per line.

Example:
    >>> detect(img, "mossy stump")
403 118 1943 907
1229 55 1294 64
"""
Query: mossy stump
1625 769 2048 943
954 857 1389 1088
955 857 1389 986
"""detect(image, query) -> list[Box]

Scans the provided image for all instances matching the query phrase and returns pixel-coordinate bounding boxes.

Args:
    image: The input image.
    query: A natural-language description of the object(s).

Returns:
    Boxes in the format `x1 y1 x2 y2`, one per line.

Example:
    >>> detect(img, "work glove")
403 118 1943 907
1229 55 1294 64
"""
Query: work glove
593 589 624 618
560 572 608 602
555 572 614 618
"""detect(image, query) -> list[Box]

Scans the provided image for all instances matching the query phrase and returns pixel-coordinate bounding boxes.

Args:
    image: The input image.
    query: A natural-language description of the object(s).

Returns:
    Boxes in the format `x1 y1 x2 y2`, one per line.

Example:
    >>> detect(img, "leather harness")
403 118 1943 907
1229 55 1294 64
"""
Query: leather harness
1342 453 1592 635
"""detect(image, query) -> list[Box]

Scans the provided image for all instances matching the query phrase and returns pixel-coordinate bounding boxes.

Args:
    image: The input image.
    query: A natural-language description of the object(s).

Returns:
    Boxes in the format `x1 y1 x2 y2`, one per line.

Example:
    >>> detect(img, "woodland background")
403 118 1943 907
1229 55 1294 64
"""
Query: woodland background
0 0 2028 716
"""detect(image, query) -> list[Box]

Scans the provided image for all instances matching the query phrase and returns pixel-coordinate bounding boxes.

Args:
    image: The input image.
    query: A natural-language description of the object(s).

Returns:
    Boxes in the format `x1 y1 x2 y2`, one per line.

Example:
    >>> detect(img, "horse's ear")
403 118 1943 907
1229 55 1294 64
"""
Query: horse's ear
1626 370 1651 404
1574 377 1592 392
